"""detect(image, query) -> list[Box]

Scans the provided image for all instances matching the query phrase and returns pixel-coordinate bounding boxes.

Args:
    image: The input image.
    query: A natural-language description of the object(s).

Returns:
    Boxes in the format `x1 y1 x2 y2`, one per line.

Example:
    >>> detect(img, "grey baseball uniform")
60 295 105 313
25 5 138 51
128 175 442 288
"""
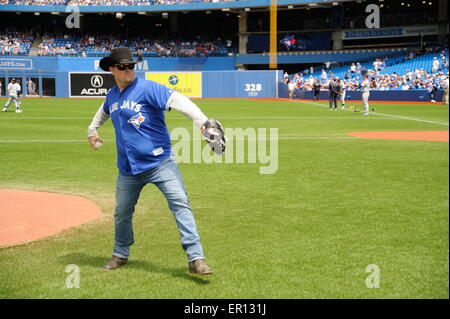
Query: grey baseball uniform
361 79 370 115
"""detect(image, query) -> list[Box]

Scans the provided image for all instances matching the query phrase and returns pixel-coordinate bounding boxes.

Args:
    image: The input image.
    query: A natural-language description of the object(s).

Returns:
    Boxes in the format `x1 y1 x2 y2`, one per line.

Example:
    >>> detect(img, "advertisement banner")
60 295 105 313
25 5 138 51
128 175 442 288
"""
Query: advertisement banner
0 58 33 70
145 72 202 98
342 25 438 40
69 72 115 98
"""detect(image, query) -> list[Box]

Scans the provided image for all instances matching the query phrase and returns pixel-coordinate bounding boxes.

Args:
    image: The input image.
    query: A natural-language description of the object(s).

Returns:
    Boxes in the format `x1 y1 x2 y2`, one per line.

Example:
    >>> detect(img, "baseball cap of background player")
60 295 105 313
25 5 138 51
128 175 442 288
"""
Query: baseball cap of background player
99 47 142 72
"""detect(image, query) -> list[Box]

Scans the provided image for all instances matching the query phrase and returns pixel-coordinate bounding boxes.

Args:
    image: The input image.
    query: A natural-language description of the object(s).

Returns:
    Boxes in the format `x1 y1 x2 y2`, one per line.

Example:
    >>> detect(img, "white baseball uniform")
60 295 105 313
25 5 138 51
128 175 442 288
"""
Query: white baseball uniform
361 79 370 115
288 81 296 99
3 82 22 112
339 83 346 109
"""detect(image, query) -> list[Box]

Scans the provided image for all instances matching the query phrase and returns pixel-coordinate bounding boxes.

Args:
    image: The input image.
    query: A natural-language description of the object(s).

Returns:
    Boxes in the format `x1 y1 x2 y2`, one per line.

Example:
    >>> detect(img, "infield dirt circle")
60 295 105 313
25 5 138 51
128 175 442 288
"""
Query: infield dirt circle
0 190 102 247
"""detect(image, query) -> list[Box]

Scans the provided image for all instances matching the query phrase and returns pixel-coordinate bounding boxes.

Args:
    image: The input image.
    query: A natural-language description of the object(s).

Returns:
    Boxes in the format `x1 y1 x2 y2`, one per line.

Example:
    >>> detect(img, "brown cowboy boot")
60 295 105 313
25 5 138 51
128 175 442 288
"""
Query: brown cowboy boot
102 255 128 270
188 259 213 275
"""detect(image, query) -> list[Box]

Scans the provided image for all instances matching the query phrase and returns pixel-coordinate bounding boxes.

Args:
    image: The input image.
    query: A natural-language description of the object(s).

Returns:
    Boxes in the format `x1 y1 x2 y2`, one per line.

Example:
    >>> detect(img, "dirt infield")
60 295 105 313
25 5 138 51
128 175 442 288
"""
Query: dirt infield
0 190 102 247
347 131 449 142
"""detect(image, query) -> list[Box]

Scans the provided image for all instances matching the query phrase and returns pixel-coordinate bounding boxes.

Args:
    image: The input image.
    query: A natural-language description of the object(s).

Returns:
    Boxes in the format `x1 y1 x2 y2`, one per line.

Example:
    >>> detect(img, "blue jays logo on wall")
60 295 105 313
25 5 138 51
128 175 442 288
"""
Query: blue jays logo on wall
168 75 179 85
128 112 145 129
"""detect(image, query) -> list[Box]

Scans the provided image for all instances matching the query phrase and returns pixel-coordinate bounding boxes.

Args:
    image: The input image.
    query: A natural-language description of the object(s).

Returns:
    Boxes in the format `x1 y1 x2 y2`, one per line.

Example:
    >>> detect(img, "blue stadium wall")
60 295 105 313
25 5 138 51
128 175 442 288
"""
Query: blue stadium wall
0 56 236 72
0 56 281 98
0 56 444 101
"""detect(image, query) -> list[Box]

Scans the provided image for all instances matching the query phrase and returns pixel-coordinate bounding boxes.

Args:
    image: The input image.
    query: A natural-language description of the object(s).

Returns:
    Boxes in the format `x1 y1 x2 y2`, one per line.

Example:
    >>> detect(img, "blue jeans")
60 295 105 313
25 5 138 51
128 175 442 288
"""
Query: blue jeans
112 155 205 262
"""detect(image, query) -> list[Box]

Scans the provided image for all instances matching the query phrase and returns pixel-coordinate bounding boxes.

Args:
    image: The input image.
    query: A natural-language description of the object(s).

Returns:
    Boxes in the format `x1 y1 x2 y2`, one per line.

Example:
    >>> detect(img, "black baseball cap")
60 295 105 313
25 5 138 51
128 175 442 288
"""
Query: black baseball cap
99 47 142 72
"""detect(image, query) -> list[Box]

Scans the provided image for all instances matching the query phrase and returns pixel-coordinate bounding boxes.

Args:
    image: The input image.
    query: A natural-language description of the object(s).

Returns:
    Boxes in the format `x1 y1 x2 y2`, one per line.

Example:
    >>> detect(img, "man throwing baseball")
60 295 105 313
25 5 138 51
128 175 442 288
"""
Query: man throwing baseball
87 47 226 275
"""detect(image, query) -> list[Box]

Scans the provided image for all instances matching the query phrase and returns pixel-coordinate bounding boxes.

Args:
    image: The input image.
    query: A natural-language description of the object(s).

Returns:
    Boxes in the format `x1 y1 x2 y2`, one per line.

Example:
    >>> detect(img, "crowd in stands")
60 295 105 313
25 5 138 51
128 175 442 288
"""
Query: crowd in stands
66 0 149 5
0 27 234 57
139 39 224 57
1 0 240 4
3 0 67 4
0 29 33 55
35 33 231 57
287 48 449 92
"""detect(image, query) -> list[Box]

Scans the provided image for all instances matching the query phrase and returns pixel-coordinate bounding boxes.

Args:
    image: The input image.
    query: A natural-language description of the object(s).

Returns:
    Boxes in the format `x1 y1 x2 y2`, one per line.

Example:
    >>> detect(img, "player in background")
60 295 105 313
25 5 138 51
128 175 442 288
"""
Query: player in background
27 79 37 95
312 79 321 101
338 79 346 109
2 78 22 113
443 75 449 105
361 75 370 116
328 77 341 110
283 72 289 83
287 80 296 99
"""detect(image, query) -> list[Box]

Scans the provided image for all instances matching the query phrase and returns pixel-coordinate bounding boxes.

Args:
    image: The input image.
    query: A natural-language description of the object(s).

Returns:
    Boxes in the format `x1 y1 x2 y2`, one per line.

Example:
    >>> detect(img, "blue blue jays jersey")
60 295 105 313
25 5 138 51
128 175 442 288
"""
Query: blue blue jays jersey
102 77 174 175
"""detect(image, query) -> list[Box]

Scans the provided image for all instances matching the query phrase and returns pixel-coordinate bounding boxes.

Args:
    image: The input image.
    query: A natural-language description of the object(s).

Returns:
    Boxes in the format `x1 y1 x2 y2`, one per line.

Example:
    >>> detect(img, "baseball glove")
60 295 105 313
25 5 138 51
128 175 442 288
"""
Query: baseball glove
201 119 227 155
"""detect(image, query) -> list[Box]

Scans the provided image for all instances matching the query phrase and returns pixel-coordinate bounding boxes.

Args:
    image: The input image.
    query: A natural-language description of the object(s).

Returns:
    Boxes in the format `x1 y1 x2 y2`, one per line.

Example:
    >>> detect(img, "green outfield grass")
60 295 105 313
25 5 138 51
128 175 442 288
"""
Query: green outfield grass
0 97 448 299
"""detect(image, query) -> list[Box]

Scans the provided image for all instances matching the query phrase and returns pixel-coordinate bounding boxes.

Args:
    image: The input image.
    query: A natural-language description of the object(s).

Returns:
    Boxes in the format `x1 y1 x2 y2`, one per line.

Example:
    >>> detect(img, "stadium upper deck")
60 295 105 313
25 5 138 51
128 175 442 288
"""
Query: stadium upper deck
0 0 337 12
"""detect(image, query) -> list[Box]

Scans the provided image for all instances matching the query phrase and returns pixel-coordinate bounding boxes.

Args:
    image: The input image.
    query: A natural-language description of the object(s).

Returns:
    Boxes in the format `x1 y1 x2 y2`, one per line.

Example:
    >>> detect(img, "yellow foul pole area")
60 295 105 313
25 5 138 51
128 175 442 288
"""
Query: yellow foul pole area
269 0 277 69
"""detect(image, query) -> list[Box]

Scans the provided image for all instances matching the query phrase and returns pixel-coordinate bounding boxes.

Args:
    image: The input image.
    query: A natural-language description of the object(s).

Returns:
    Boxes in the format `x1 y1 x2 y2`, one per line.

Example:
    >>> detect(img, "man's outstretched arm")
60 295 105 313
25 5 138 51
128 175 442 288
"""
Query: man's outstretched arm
167 91 208 128
167 91 227 155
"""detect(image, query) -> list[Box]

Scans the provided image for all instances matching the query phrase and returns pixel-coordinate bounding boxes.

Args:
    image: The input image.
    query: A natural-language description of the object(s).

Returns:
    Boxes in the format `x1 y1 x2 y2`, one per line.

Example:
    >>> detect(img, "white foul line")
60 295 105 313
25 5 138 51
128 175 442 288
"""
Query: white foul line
370 111 449 126
299 100 449 126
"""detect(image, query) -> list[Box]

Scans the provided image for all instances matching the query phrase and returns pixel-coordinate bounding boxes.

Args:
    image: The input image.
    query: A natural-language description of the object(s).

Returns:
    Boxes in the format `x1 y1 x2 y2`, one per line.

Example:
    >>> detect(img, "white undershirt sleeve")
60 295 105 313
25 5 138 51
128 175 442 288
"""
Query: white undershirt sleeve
87 103 110 137
167 91 208 129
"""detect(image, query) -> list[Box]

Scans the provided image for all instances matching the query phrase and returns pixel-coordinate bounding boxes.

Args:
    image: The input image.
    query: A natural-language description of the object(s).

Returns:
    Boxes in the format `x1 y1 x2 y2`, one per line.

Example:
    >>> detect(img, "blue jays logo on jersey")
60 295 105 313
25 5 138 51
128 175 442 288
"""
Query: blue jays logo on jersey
127 112 145 129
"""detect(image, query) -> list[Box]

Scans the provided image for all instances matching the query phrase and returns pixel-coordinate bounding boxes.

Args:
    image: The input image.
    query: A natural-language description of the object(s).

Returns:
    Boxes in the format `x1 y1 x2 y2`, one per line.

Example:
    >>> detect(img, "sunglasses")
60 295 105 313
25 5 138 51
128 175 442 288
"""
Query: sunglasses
115 64 135 71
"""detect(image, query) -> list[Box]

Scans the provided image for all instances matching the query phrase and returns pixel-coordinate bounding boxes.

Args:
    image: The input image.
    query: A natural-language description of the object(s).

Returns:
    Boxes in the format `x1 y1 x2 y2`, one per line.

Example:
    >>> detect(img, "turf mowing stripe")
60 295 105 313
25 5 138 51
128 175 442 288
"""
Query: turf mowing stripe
298 100 449 126
0 139 116 143
0 137 357 143
0 117 94 120
0 116 403 121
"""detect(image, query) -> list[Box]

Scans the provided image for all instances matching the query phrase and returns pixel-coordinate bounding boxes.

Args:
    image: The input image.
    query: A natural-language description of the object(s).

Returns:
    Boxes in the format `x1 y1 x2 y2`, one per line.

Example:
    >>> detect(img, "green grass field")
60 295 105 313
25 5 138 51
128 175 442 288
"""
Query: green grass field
0 97 448 299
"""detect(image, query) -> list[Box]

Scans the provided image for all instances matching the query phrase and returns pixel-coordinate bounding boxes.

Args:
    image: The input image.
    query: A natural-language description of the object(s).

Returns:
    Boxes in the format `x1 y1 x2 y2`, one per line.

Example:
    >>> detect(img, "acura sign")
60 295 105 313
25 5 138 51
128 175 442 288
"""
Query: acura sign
91 75 104 88
69 72 115 97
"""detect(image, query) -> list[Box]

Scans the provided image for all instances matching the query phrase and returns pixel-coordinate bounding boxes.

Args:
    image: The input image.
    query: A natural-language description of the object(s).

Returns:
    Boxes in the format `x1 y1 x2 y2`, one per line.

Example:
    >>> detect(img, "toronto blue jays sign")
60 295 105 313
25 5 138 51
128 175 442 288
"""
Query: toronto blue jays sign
0 58 33 70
